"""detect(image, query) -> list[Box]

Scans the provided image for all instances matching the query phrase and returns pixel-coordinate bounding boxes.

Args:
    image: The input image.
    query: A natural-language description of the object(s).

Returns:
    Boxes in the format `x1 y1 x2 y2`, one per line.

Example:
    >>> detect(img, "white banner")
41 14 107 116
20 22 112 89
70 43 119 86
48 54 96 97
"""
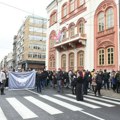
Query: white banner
8 71 36 89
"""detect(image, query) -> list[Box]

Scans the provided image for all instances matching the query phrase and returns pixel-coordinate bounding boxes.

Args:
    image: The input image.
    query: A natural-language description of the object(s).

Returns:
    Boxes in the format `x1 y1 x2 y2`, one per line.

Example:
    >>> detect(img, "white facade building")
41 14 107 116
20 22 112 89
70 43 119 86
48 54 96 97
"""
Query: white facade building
46 0 119 71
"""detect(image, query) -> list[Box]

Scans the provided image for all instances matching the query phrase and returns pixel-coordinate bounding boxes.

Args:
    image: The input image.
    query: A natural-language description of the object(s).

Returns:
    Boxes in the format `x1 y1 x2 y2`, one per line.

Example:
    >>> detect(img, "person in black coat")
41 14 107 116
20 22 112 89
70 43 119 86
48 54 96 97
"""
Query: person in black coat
76 71 84 101
103 69 110 90
94 71 103 96
71 74 77 94
56 68 63 93
36 70 42 93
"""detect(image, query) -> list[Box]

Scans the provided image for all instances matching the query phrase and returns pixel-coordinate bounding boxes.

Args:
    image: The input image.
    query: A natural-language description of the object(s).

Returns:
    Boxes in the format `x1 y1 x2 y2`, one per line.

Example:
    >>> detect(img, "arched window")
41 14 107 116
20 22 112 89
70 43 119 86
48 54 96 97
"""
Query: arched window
49 56 55 68
61 54 66 68
69 53 74 68
70 0 75 12
50 10 57 25
78 51 84 67
98 12 104 32
107 47 114 65
50 60 52 67
62 4 67 17
98 49 105 65
79 21 84 34
50 38 56 48
49 31 56 48
106 8 114 29
69 25 75 37
53 59 55 67
63 29 67 39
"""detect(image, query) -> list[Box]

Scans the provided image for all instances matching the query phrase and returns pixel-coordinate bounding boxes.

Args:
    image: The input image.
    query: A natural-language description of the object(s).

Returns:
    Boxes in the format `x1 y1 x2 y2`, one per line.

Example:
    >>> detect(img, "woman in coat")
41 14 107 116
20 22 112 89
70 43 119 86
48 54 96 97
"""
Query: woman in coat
76 71 84 101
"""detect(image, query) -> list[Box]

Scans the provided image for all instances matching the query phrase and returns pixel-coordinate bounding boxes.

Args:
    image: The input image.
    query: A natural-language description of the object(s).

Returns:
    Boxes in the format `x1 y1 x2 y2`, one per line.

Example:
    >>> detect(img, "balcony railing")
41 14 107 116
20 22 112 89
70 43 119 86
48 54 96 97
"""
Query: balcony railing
55 33 86 44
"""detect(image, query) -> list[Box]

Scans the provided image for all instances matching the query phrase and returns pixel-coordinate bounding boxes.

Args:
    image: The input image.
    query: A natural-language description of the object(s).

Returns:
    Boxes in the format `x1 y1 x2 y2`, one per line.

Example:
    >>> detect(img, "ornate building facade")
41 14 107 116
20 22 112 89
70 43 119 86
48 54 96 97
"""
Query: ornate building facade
46 0 119 71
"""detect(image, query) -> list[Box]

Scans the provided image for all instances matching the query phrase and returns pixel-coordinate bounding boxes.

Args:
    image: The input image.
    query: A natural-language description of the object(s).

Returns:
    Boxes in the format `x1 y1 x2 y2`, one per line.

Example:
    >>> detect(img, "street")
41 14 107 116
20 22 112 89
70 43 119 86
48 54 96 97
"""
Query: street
0 88 120 120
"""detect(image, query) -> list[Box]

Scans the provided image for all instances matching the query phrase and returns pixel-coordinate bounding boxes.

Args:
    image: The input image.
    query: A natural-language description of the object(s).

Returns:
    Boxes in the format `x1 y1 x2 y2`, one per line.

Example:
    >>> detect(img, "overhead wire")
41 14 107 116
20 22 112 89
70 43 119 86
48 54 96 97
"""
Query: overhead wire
0 1 41 17
0 0 119 27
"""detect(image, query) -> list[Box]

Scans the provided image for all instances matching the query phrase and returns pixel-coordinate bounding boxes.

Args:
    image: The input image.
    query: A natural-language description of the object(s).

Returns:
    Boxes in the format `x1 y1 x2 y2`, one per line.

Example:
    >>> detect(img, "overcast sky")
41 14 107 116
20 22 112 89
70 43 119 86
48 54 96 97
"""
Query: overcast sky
0 0 52 61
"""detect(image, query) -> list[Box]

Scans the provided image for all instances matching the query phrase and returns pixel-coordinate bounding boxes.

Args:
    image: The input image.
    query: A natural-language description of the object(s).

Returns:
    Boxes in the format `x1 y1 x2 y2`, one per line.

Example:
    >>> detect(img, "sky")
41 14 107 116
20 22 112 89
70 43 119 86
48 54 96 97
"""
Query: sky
0 0 52 61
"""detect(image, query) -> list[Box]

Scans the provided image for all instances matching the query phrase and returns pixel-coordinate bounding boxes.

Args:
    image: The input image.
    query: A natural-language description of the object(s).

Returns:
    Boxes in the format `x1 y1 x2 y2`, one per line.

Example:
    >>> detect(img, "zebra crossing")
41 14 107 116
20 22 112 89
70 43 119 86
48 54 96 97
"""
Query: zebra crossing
0 90 120 120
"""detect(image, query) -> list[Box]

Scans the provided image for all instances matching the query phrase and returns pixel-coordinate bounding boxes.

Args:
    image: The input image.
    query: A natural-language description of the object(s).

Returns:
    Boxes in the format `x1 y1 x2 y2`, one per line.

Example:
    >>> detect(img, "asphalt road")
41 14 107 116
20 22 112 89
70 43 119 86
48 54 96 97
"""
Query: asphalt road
0 88 120 120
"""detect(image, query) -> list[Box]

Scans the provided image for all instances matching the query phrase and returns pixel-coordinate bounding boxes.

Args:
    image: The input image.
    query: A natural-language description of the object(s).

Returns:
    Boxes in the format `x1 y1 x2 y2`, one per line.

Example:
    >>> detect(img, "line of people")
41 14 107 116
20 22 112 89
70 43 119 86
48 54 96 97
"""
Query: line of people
35 68 120 101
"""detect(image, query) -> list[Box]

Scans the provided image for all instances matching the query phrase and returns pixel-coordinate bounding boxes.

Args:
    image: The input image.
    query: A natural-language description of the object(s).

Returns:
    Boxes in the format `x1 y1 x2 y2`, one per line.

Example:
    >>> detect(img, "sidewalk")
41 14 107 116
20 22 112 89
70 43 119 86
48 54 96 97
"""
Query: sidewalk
100 89 120 99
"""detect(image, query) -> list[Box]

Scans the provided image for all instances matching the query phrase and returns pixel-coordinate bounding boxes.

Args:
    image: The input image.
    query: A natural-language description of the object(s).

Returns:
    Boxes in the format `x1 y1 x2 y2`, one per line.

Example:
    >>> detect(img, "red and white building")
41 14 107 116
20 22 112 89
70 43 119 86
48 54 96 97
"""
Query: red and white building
46 0 119 71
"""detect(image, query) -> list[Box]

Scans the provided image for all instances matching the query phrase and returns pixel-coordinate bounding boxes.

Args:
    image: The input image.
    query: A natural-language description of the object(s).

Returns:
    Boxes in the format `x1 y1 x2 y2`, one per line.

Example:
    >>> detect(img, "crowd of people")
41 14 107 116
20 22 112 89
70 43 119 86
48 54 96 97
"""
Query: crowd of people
35 68 120 101
0 68 120 101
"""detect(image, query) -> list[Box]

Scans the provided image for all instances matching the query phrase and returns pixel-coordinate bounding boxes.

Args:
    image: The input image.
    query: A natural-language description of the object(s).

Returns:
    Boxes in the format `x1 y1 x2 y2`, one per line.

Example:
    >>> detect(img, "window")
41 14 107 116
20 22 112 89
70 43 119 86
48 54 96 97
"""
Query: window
70 0 75 12
98 12 104 32
61 55 66 68
53 60 55 67
28 52 45 59
63 30 67 39
29 27 46 33
29 35 43 41
50 12 57 25
50 60 52 67
98 49 105 65
69 53 74 67
49 58 55 68
106 8 114 29
50 40 55 48
79 0 84 5
79 21 84 34
28 53 32 58
107 47 114 65
63 4 67 17
52 13 56 23
70 25 75 37
78 51 84 66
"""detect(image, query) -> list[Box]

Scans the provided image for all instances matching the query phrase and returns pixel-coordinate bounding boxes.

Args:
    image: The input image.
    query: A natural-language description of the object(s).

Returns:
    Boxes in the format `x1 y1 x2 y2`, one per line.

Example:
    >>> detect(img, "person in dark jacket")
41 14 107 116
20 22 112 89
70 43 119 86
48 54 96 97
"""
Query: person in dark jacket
103 69 110 90
94 71 103 96
71 74 77 94
83 70 90 95
115 71 120 93
52 70 57 88
42 69 49 88
36 70 42 93
56 68 63 93
76 71 84 101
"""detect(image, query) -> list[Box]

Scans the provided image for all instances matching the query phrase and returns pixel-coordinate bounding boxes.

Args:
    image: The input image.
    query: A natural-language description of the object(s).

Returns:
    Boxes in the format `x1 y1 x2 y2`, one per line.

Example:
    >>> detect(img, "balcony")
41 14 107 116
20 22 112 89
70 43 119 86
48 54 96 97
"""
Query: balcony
54 33 86 50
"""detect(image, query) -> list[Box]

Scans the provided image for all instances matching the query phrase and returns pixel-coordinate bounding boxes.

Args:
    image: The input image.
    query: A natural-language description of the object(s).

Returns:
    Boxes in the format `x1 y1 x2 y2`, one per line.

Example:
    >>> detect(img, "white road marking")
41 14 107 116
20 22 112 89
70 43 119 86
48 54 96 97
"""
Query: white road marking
102 96 120 101
80 111 105 120
24 96 63 115
89 93 120 101
38 95 83 111
6 98 38 119
66 94 114 107
26 90 105 120
54 94 101 109
84 95 120 105
0 107 7 120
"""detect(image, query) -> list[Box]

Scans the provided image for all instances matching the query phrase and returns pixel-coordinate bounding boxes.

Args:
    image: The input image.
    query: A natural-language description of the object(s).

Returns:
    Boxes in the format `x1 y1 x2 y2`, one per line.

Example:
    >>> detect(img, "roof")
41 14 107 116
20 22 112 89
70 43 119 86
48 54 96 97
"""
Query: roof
46 0 55 9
